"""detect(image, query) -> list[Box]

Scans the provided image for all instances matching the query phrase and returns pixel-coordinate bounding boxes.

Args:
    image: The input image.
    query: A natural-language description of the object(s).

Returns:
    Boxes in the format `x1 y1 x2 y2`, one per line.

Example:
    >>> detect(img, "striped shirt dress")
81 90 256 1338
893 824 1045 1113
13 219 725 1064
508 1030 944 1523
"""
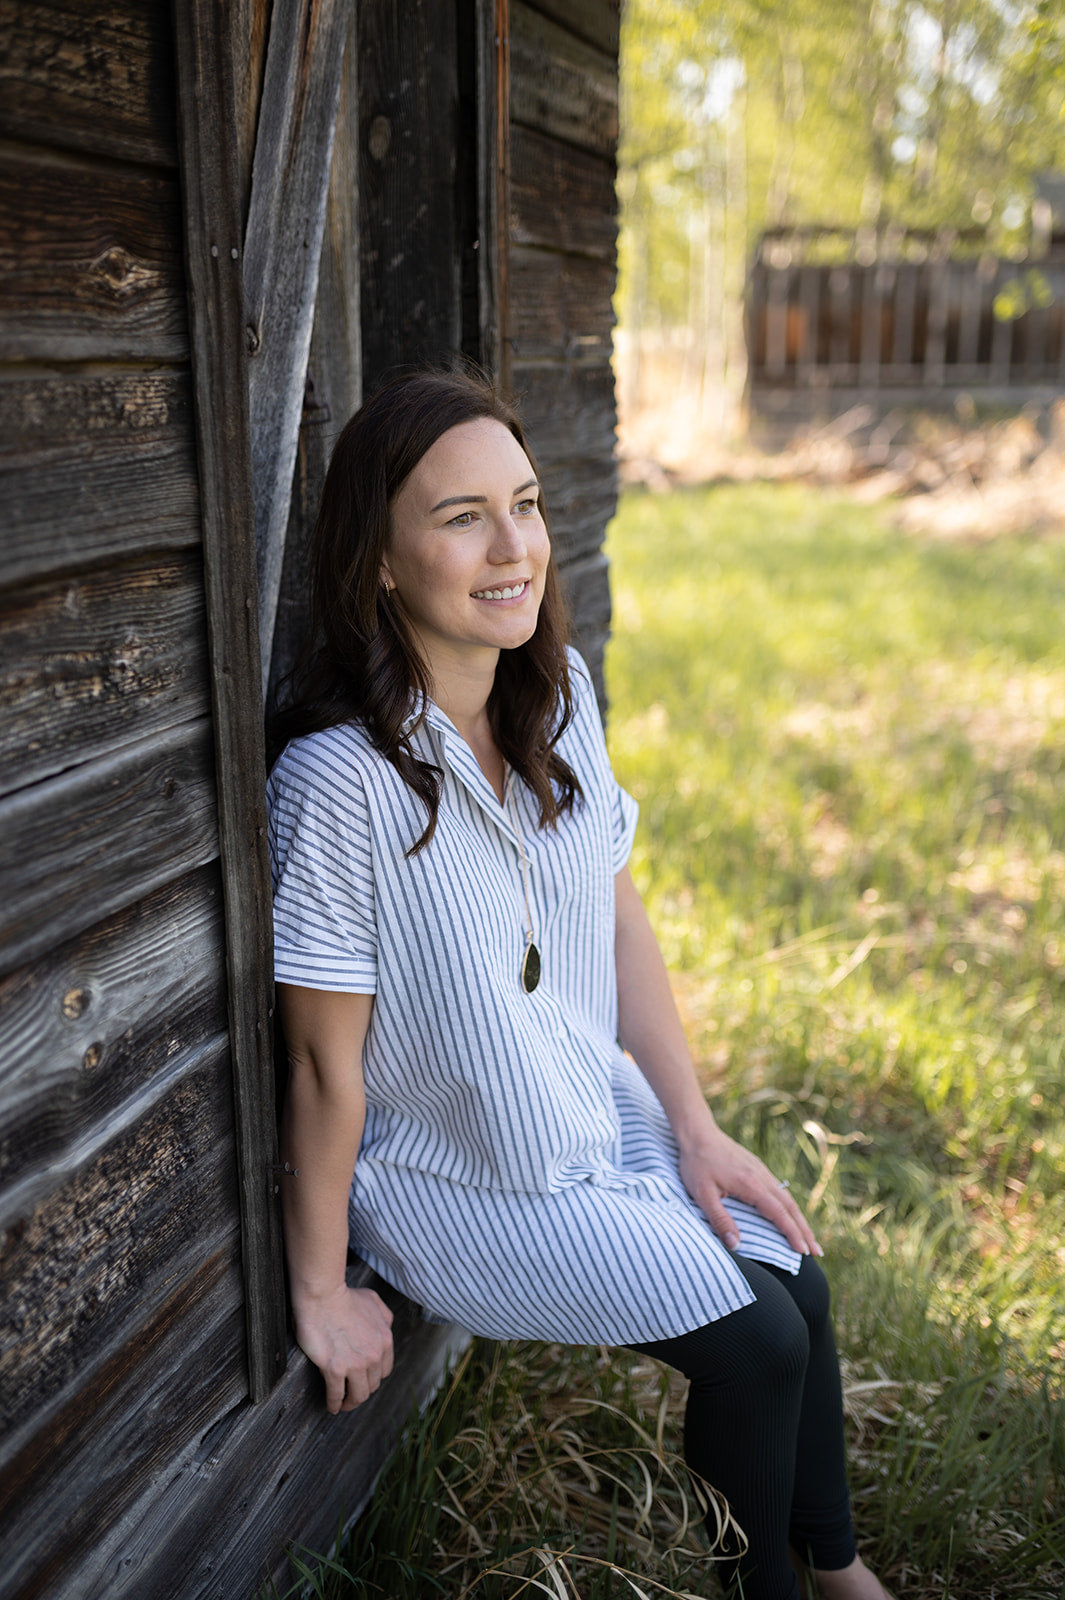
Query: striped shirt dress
267 651 800 1346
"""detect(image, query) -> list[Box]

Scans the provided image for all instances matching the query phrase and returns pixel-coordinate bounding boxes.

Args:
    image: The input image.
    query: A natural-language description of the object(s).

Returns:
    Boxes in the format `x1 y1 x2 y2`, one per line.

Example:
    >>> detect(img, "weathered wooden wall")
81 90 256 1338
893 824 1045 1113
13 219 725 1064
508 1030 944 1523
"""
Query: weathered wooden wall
0 2 622 1595
0 11 244 1597
0 5 461 1597
508 0 620 701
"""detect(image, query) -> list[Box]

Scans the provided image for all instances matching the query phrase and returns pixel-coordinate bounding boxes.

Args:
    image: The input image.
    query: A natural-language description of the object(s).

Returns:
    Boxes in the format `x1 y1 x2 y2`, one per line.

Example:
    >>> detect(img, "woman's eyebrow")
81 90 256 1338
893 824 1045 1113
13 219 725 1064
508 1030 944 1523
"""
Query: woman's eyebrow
431 493 487 512
430 478 539 514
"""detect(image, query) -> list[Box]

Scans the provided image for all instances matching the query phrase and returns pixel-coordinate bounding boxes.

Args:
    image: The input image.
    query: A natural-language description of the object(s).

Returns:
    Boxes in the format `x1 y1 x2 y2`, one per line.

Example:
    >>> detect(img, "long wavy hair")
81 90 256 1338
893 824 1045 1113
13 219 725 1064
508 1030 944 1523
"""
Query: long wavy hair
270 369 583 854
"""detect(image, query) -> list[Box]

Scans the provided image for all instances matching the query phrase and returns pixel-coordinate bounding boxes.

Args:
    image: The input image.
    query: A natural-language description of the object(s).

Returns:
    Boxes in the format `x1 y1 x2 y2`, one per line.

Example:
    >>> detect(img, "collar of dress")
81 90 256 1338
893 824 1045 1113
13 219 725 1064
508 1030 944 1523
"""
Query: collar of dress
404 699 537 859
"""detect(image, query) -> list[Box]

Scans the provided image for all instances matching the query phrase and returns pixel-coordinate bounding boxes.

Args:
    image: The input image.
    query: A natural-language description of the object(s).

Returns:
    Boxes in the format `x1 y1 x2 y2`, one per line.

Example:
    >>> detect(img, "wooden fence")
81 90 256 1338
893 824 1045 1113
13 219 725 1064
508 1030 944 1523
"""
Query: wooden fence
747 231 1065 405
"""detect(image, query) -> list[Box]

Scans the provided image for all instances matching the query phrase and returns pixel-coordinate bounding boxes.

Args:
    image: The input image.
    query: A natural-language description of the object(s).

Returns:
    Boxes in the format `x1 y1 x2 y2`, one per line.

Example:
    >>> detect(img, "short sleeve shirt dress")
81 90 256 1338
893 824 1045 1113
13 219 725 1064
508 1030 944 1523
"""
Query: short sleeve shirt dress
267 650 800 1346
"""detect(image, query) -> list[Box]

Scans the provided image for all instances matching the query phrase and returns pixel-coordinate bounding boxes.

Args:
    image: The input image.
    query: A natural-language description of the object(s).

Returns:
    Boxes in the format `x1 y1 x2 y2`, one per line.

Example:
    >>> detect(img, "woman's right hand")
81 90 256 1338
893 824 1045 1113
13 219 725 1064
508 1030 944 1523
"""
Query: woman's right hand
292 1284 395 1413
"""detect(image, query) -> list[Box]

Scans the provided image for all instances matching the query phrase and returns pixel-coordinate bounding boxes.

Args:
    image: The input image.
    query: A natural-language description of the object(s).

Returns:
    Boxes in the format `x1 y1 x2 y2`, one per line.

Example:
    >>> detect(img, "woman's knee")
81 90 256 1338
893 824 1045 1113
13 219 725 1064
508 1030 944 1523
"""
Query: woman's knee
779 1255 832 1337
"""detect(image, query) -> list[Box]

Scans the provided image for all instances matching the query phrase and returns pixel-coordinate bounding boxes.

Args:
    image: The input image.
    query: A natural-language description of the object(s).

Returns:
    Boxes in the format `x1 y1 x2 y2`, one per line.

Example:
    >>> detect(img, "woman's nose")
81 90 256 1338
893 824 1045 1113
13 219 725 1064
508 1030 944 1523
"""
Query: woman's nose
489 513 527 561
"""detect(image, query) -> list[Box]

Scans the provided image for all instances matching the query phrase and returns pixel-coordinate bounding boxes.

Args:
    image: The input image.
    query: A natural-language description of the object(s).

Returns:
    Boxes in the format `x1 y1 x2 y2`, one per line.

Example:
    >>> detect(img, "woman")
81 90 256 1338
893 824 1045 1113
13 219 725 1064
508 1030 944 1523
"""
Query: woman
267 370 891 1600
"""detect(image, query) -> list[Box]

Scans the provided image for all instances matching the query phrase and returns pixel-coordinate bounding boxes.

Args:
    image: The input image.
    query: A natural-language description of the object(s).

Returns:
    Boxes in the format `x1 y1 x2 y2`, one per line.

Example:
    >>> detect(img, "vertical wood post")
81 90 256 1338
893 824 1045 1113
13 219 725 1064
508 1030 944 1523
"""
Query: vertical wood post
243 0 352 693
172 0 287 1402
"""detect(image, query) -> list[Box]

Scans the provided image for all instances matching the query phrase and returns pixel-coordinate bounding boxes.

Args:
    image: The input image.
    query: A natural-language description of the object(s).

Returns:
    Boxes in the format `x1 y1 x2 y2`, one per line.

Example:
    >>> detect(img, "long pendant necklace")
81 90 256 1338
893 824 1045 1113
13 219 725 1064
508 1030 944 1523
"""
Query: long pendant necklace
505 769 541 993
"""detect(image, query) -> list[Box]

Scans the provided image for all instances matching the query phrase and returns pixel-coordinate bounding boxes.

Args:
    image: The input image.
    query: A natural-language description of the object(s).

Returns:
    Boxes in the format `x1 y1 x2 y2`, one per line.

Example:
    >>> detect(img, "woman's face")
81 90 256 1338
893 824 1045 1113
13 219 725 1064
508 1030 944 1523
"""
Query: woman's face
381 418 550 677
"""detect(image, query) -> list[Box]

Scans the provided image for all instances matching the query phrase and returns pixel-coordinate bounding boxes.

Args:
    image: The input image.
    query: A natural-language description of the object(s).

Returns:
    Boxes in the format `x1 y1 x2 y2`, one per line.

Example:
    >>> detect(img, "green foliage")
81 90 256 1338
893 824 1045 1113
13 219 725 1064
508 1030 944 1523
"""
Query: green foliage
604 484 1065 1593
619 0 1065 333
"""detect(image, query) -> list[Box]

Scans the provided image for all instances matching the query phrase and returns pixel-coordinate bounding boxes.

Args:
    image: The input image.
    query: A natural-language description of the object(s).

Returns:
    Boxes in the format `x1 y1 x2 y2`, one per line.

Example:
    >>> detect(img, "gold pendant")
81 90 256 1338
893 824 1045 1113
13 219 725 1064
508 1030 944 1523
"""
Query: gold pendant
520 940 541 993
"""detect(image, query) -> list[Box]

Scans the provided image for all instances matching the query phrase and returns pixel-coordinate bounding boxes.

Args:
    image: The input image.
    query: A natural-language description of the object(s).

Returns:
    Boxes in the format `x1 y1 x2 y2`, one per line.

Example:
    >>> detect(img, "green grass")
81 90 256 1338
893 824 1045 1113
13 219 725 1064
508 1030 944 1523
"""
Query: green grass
606 484 1065 1595
262 483 1065 1599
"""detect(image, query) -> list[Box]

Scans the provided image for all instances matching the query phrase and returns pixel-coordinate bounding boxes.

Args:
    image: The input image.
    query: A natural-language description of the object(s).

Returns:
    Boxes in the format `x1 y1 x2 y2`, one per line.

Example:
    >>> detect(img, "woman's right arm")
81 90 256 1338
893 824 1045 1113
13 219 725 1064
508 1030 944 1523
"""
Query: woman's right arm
277 982 394 1414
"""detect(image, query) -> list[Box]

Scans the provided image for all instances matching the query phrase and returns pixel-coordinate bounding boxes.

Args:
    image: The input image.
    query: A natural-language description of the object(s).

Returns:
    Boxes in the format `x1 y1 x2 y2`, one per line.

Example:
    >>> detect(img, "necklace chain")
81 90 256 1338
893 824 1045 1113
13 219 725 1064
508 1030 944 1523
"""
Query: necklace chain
504 768 541 993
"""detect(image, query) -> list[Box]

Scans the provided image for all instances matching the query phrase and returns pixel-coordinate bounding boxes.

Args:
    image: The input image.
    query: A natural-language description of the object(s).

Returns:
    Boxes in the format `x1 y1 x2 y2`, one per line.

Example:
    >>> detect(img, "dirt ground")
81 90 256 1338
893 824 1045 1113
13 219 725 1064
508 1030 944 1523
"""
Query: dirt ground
618 394 1065 540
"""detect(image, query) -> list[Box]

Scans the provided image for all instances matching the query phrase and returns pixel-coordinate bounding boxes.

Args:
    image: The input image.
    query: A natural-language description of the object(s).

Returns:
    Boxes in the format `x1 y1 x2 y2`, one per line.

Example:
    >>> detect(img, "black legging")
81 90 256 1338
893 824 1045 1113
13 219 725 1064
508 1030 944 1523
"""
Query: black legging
627 1255 856 1600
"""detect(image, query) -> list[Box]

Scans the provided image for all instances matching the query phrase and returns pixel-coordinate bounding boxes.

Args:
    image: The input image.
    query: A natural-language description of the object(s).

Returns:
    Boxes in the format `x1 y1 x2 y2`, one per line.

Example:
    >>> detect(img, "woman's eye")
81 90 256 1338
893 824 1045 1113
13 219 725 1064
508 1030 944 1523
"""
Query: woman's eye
514 498 539 516
447 510 474 527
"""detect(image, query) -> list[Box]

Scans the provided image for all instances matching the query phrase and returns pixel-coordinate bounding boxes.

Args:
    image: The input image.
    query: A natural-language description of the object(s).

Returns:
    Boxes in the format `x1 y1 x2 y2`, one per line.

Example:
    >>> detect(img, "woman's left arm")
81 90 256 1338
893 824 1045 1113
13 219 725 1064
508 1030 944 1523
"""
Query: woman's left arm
614 865 822 1258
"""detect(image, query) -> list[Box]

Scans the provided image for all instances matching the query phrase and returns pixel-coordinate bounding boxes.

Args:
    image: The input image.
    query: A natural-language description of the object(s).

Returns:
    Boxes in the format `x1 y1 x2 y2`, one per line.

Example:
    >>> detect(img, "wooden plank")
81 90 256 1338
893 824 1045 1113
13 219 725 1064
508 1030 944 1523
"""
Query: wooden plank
795 264 821 380
0 1051 239 1468
358 0 463 384
956 261 983 366
559 547 611 712
0 865 227 1231
0 149 187 361
268 5 362 705
0 551 211 796
1 1242 246 1600
510 0 618 158
229 0 270 216
891 261 918 372
521 0 619 55
3 1251 465 1600
923 260 948 387
827 265 852 374
764 266 790 377
120 1300 466 1600
0 0 178 166
0 370 200 591
508 244 615 362
859 264 884 386
510 123 616 259
0 720 218 982
511 359 617 462
540 452 617 567
172 0 287 1400
242 0 351 690
469 0 508 383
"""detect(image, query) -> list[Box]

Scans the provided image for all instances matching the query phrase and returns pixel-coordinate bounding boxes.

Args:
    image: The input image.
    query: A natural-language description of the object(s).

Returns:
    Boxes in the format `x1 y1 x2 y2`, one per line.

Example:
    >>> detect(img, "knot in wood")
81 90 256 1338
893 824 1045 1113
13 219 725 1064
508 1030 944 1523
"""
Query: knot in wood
62 987 90 1020
368 115 391 161
82 1042 102 1071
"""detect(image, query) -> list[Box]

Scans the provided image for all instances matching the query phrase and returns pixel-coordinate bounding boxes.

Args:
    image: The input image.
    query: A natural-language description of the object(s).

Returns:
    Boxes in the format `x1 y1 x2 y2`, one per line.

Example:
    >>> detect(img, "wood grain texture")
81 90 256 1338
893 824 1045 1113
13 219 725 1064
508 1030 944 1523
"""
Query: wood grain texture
268 3 362 705
243 0 351 688
0 1241 247 1600
3 1251 465 1600
509 123 616 260
0 1051 239 1466
0 0 178 166
558 546 611 710
520 0 619 55
0 150 188 360
0 551 211 796
510 1 617 157
110 1296 467 1600
173 0 287 1397
540 452 617 567
0 865 227 1231
512 359 617 462
358 0 463 384
229 0 270 229
508 243 615 362
0 719 219 981
0 370 200 591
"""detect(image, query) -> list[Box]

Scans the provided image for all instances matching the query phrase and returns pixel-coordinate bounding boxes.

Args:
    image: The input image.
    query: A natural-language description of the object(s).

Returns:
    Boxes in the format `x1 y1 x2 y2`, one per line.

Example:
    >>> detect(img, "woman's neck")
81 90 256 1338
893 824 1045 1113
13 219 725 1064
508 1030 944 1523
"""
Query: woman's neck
430 652 505 803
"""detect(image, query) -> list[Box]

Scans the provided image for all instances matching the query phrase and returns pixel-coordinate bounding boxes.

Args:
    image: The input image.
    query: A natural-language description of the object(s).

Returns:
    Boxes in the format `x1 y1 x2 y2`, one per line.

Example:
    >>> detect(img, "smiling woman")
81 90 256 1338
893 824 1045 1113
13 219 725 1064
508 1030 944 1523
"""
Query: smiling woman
380 417 551 760
265 369 893 1600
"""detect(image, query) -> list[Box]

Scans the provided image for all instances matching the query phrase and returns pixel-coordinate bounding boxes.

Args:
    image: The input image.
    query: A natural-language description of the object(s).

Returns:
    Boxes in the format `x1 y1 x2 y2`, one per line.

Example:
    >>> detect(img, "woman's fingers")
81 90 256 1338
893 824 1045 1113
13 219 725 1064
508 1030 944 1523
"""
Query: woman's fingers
679 1137 824 1259
297 1286 395 1414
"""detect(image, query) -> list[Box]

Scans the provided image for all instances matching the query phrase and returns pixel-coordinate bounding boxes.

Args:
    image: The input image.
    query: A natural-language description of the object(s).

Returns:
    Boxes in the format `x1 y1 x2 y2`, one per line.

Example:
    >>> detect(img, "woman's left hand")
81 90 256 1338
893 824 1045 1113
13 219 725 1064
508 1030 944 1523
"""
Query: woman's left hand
678 1123 823 1259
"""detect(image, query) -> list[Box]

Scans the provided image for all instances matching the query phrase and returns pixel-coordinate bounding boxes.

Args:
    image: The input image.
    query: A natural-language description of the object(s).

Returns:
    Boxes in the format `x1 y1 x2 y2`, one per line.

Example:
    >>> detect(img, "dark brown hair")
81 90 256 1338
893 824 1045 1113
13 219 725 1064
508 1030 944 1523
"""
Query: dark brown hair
270 369 582 852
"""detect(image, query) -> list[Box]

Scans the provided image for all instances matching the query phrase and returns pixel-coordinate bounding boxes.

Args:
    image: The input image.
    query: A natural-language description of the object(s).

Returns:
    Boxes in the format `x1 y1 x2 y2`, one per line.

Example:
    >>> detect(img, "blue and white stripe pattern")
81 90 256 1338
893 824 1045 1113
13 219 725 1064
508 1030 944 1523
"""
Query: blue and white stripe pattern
268 650 800 1344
